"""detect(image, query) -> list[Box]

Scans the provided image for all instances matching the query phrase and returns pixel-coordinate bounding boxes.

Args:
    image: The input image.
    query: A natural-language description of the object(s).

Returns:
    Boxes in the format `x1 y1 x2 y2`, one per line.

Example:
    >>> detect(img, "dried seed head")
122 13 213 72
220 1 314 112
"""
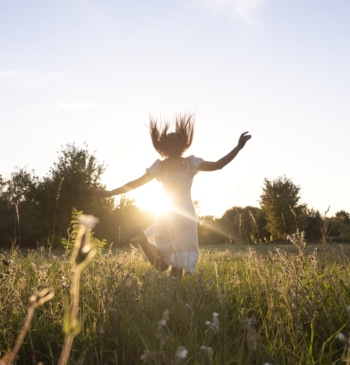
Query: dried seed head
72 215 98 266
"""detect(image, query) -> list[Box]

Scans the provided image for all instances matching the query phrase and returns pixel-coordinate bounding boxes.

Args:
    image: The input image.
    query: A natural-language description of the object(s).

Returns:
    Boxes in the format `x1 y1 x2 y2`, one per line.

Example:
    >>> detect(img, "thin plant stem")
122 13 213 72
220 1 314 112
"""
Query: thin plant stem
52 177 64 245
2 307 35 364
58 267 82 365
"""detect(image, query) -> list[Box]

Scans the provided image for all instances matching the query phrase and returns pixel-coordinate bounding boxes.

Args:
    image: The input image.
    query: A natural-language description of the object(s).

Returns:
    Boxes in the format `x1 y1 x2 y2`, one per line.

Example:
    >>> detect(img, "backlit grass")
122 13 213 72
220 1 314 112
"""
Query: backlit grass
1 241 350 364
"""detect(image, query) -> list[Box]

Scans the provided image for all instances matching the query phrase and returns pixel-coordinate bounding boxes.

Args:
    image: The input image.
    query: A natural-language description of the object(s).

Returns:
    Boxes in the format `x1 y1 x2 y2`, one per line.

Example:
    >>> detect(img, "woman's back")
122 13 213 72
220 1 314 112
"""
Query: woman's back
148 156 203 207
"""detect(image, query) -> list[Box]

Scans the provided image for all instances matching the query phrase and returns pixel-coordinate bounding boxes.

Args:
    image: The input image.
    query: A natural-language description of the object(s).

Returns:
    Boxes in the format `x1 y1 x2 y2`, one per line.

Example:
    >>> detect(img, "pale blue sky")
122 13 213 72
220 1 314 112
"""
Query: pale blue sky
1 0 349 217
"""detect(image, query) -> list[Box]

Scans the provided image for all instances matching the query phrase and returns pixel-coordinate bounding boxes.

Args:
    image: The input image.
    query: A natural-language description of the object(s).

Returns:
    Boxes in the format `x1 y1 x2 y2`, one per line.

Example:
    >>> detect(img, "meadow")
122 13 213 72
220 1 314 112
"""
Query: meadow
1 233 350 364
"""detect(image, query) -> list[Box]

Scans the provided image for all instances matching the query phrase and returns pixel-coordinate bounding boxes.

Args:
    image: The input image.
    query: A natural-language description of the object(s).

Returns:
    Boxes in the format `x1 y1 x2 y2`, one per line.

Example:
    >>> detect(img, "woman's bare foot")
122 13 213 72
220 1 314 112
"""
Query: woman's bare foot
169 266 183 279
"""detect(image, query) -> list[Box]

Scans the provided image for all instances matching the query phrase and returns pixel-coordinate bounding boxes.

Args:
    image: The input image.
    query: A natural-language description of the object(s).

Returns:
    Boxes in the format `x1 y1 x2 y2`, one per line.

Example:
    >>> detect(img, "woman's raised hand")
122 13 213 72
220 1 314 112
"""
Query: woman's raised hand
238 131 251 148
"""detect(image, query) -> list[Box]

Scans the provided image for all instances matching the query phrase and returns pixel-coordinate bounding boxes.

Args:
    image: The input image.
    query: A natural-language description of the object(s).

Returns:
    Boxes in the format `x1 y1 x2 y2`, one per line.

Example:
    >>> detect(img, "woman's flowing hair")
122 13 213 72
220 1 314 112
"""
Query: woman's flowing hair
149 113 194 158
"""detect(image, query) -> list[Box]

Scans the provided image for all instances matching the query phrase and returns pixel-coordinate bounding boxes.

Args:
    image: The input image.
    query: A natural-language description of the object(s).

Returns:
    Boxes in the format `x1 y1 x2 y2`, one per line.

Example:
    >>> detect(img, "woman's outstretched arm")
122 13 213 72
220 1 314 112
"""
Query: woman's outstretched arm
96 172 154 197
198 131 251 172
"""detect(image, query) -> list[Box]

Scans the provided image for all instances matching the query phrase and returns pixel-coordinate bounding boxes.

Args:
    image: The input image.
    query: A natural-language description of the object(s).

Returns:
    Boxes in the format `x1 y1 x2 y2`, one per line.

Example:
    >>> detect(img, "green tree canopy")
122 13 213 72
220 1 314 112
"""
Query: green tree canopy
0 144 114 247
220 206 268 245
35 143 112 245
197 215 224 245
1 169 40 246
260 176 307 240
303 208 323 243
332 210 350 242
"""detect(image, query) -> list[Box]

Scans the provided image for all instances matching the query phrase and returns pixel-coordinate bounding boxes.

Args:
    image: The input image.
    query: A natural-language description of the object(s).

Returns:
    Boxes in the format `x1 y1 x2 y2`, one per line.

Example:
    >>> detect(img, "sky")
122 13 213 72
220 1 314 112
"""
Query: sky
1 0 349 218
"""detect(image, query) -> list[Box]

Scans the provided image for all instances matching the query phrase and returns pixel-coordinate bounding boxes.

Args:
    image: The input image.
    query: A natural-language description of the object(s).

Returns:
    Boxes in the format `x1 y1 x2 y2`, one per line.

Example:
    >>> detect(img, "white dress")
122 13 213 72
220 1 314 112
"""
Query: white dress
144 155 204 273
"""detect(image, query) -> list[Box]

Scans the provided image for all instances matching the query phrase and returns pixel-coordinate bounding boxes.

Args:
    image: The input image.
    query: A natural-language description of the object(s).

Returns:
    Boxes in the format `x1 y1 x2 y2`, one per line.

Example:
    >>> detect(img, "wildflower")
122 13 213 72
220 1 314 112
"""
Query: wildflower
174 346 188 361
155 309 170 349
58 215 100 365
212 312 219 327
200 345 214 353
71 214 98 267
205 312 219 334
200 346 214 364
158 309 169 327
338 333 350 347
140 349 152 362
79 214 99 229
242 316 258 351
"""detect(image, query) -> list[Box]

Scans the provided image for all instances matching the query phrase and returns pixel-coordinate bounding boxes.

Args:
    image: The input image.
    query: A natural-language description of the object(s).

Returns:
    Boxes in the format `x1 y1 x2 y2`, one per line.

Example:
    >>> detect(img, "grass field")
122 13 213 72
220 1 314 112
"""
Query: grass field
1 238 350 364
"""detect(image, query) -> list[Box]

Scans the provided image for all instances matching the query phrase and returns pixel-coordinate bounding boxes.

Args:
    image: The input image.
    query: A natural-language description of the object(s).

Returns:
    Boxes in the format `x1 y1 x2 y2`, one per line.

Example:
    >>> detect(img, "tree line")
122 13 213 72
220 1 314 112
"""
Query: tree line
0 144 349 249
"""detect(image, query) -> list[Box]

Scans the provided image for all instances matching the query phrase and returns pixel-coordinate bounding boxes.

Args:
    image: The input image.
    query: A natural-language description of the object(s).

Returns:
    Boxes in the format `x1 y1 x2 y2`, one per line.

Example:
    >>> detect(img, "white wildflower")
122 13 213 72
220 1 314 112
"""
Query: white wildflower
205 312 219 334
338 332 350 347
79 214 99 229
339 333 346 342
174 346 188 361
72 215 98 266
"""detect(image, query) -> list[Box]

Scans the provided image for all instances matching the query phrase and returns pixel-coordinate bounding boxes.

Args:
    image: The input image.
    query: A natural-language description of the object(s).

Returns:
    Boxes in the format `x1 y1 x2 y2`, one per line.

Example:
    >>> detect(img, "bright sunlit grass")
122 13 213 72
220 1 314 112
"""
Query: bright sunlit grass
2 243 350 364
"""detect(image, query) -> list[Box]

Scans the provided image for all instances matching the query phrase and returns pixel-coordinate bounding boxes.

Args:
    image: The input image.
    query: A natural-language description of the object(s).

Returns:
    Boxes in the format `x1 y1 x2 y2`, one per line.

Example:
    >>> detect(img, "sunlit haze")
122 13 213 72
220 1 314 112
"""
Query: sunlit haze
1 1 349 218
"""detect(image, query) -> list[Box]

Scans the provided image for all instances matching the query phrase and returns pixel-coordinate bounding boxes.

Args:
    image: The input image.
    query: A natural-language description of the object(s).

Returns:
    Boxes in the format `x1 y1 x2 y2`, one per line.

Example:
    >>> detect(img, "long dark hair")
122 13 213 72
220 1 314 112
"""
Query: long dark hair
149 114 194 158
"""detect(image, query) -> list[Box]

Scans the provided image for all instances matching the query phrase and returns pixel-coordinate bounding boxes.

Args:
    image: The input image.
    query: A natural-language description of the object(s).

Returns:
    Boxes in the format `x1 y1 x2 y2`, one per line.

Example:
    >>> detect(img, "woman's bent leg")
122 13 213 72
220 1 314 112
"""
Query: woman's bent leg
131 234 169 272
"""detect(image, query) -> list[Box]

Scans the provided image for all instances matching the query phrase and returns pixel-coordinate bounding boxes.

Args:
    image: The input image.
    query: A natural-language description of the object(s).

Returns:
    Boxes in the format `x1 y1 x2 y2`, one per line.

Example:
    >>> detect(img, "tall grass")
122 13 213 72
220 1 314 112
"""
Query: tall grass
1 241 350 364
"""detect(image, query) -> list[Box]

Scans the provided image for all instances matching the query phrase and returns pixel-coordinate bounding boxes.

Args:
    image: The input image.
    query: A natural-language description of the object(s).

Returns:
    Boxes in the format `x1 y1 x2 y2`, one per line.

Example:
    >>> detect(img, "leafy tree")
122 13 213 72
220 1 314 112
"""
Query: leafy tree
303 208 323 243
0 169 40 246
34 143 112 246
260 176 307 241
0 147 113 248
332 210 350 242
0 175 10 245
0 144 155 248
221 207 246 244
197 215 224 245
220 206 268 244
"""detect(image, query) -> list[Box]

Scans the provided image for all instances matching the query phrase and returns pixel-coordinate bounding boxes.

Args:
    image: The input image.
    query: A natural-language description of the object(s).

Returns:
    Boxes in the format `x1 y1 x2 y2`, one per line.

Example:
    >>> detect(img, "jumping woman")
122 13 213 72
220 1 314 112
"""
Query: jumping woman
96 114 251 278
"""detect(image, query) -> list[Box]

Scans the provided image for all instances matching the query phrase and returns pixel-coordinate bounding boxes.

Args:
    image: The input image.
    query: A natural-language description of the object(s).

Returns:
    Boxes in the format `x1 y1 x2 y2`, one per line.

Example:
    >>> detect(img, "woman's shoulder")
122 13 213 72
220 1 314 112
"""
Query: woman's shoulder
146 159 162 176
147 156 204 176
185 155 204 168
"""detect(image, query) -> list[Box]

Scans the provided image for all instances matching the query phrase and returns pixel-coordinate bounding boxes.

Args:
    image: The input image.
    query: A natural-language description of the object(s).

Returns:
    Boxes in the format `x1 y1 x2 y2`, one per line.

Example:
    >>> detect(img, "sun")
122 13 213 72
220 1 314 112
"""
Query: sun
130 178 226 218
132 183 171 216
